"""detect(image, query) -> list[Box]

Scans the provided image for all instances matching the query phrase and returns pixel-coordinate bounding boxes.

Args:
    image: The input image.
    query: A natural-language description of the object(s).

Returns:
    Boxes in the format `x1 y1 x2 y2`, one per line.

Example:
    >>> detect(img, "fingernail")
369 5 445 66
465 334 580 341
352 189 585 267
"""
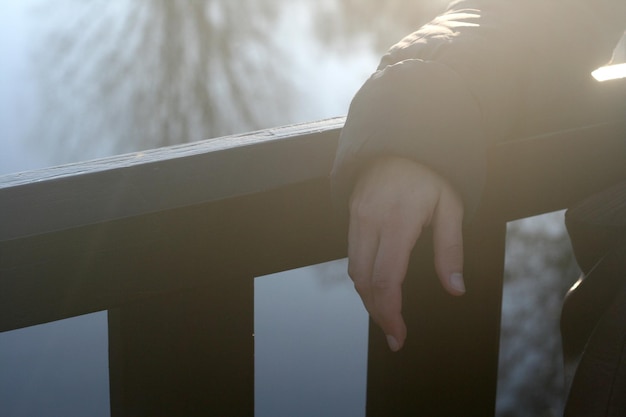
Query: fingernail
449 273 466 294
386 335 400 352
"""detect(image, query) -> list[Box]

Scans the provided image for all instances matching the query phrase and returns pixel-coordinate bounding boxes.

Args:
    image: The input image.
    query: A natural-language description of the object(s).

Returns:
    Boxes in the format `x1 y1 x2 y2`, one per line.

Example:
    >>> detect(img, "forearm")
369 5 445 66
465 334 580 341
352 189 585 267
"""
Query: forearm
332 0 625 215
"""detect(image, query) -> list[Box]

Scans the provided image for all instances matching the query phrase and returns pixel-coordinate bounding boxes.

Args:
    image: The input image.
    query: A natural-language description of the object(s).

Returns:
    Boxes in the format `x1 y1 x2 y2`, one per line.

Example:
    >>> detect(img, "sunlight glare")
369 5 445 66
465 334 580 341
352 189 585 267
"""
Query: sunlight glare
591 63 626 82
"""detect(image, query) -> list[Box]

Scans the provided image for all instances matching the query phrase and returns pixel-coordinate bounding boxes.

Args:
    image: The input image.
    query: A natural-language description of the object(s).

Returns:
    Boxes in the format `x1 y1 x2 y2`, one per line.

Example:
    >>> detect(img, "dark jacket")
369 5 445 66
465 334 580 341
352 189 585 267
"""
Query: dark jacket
331 0 626 216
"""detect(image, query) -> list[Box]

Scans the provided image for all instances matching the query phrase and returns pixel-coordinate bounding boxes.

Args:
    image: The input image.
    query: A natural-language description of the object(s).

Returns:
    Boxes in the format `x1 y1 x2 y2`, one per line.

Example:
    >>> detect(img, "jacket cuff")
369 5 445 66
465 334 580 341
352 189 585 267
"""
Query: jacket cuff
331 59 487 219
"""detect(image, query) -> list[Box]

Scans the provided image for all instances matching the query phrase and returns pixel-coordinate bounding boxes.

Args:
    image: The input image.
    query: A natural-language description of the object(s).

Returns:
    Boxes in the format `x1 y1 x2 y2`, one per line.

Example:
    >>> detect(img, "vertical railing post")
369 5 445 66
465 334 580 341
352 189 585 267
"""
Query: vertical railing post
108 280 254 416
365 218 506 416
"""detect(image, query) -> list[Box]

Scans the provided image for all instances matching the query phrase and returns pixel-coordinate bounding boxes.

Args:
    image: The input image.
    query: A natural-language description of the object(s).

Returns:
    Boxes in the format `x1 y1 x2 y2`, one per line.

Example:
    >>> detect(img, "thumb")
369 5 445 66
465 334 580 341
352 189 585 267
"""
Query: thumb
432 185 465 296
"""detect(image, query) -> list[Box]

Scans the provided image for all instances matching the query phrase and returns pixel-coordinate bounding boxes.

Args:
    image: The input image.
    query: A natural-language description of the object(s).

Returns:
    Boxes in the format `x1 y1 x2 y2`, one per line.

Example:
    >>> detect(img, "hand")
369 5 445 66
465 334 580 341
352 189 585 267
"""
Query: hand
347 156 465 352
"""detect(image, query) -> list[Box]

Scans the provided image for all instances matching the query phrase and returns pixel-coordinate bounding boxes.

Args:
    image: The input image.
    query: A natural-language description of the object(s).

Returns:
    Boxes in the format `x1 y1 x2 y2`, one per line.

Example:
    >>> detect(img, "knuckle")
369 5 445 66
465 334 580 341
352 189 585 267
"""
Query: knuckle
351 198 415 232
347 262 359 280
442 242 463 254
351 200 376 223
371 276 393 292
438 242 464 262
353 280 369 297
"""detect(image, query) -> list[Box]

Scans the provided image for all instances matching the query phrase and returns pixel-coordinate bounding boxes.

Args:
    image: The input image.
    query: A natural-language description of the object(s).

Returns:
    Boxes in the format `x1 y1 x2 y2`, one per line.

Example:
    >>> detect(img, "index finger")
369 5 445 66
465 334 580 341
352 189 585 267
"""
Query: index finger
369 223 421 351
347 207 379 310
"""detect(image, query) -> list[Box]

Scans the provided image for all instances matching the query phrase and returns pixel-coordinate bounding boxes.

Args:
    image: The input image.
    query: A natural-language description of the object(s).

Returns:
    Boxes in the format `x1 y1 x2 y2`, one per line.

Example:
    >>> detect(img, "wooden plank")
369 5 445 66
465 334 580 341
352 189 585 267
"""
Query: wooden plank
485 121 626 222
108 282 255 416
0 117 344 241
365 218 506 416
0 179 347 332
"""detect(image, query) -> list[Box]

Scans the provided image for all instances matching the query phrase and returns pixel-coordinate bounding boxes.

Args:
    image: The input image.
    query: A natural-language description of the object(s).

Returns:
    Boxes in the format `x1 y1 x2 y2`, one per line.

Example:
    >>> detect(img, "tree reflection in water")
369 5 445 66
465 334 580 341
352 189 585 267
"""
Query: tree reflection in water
499 212 579 417
31 0 449 162
32 0 290 160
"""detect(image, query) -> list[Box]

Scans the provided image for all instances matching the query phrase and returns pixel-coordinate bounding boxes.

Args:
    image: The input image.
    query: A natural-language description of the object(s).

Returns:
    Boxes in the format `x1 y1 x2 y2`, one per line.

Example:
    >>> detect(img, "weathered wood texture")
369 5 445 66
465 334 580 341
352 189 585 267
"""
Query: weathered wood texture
0 118 345 241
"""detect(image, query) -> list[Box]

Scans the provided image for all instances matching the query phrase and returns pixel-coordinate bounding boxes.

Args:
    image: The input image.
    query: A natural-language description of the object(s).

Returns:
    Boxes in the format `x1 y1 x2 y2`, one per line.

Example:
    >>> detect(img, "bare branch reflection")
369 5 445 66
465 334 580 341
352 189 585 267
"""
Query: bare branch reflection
31 0 290 162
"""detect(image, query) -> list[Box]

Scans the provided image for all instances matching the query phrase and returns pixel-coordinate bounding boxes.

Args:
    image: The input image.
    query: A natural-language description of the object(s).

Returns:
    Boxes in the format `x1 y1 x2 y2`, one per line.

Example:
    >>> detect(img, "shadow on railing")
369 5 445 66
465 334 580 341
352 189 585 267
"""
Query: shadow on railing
1 78 624 416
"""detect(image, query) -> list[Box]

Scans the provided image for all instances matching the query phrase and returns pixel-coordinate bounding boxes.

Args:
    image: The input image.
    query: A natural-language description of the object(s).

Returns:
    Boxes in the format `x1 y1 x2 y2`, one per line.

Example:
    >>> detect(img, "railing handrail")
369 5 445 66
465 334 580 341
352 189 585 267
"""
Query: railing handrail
0 117 345 241
1 116 625 331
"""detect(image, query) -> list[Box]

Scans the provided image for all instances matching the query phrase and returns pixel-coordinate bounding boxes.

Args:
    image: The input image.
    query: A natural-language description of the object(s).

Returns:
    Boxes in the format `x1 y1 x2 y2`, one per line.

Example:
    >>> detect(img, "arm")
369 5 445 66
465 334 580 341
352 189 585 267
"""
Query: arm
333 0 626 216
332 0 625 351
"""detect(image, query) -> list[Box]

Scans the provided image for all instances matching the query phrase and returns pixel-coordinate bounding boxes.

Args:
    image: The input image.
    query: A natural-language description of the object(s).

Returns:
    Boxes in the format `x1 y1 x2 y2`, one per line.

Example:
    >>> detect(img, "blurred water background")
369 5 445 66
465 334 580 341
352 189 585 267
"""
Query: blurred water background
3 1 620 416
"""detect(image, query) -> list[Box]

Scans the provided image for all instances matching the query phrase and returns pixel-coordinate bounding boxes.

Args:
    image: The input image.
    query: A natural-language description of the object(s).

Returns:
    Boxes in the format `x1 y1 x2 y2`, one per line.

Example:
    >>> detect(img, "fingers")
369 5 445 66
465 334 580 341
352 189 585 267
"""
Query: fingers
346 157 464 353
347 207 378 310
369 225 417 351
432 184 465 296
348 206 412 349
348 215 416 352
348 195 422 352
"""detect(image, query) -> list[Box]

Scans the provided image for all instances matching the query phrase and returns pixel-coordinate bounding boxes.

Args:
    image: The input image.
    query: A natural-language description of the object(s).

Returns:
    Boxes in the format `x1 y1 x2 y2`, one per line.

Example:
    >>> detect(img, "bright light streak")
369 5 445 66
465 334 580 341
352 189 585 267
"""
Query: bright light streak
591 63 626 82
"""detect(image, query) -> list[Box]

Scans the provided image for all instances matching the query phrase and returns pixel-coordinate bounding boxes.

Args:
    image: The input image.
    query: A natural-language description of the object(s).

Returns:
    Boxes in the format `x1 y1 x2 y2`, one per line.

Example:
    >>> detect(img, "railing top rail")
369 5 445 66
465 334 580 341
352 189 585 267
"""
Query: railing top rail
0 117 344 241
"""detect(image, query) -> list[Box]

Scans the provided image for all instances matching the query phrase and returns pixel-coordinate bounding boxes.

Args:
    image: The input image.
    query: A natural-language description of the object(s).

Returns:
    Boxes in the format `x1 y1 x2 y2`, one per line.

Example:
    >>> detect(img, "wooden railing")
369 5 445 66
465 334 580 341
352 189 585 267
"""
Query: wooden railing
1 78 624 416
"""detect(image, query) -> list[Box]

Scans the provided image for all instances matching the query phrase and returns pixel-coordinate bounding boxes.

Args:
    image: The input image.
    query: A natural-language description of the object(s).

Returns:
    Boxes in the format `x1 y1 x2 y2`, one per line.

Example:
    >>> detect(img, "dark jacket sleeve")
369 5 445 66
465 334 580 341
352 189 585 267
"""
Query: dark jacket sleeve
331 0 626 216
